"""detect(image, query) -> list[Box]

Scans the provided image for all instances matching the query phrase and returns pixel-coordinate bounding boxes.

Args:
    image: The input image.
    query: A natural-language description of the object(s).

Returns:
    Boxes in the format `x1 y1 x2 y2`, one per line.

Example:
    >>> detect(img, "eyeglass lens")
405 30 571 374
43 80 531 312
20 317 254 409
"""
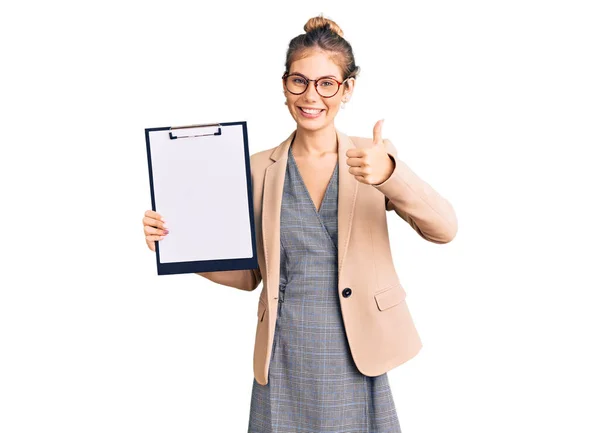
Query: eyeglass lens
285 75 340 97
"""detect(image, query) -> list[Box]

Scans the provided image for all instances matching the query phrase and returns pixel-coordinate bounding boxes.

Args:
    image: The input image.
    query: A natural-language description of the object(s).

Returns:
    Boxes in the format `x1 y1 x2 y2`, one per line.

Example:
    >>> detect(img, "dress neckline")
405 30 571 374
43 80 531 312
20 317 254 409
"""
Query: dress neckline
288 145 338 215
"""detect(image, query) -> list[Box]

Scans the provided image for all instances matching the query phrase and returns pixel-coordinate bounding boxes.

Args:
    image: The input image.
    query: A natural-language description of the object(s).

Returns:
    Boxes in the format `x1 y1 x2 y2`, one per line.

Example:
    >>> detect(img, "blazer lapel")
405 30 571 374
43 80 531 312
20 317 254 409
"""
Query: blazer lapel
262 128 358 301
336 130 359 275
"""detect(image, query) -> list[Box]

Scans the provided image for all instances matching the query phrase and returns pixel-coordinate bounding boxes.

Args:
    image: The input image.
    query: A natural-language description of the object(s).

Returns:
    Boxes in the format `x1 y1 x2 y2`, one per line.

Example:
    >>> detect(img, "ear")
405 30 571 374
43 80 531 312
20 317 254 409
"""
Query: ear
342 77 355 101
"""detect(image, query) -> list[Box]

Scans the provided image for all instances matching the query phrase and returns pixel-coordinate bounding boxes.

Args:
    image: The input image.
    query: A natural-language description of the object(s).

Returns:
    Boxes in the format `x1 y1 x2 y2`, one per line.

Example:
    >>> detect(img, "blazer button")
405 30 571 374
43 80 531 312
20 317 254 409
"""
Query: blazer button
342 288 352 298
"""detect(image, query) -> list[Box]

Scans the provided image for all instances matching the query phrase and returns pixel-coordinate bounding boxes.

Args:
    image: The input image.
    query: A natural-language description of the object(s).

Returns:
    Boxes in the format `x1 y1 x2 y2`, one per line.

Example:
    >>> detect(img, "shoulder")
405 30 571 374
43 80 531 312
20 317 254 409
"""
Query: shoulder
349 135 395 153
250 148 273 163
349 135 372 149
250 147 276 178
250 131 293 167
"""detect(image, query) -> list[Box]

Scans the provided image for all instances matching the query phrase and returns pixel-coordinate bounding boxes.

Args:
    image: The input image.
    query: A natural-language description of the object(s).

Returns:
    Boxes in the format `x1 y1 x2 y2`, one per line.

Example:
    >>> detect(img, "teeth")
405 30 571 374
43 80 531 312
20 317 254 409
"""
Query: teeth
300 108 322 114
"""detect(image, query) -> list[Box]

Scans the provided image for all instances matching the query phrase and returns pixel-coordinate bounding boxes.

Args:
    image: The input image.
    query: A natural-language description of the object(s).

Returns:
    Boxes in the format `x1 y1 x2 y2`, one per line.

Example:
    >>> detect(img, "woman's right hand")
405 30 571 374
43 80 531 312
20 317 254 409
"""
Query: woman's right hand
143 210 169 252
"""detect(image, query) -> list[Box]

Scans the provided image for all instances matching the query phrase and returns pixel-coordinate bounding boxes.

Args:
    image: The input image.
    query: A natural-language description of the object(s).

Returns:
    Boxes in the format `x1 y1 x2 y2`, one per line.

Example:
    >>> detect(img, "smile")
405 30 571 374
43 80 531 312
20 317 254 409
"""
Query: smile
298 107 325 118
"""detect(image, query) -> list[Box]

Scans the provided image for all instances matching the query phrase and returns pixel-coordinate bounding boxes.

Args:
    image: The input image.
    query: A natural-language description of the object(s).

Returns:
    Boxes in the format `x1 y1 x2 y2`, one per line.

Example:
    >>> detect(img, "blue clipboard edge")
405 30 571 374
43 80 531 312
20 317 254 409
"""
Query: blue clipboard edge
144 121 259 276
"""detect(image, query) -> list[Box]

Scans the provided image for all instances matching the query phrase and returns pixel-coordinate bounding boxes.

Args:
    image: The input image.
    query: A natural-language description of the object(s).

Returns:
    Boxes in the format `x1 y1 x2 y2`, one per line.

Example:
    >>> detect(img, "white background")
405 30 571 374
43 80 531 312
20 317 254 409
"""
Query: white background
1 1 599 432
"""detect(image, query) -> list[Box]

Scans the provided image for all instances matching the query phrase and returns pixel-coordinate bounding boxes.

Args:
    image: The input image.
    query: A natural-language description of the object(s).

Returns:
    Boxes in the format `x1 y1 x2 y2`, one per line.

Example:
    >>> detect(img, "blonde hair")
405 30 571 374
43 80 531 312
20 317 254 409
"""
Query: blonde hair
304 15 344 38
284 14 360 84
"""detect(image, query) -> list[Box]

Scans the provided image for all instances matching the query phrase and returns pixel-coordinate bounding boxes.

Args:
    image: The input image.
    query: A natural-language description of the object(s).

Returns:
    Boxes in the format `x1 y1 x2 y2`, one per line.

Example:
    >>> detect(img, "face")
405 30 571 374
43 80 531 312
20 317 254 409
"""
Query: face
283 49 355 132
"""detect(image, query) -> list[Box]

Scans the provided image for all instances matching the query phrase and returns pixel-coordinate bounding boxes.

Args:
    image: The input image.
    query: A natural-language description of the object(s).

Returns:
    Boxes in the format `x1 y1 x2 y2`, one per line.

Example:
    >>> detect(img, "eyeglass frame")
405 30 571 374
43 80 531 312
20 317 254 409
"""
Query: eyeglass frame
282 72 350 98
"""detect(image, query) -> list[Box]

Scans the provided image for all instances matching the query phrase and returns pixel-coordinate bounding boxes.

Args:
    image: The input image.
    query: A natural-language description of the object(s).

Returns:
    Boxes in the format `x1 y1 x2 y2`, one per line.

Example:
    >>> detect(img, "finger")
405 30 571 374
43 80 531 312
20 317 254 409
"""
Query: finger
143 216 168 230
372 119 384 146
146 235 165 251
346 156 366 167
146 238 156 252
146 239 156 252
144 210 166 222
144 225 169 236
354 174 367 184
346 148 367 159
348 165 371 176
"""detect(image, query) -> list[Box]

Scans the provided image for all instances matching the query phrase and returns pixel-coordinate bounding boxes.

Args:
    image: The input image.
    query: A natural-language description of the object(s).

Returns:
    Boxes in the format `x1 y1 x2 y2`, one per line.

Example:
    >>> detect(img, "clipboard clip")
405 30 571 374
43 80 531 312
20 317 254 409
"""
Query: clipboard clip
169 123 222 139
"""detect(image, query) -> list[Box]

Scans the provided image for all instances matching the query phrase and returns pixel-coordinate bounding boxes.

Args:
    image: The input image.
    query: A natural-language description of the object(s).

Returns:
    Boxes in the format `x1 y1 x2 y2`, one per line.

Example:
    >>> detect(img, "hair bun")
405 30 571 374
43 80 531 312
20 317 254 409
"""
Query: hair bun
304 15 344 38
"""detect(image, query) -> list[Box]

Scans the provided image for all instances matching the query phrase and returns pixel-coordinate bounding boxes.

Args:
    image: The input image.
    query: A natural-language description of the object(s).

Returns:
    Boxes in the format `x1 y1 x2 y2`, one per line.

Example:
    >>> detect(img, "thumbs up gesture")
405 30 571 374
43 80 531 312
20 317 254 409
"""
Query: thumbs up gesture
346 119 395 185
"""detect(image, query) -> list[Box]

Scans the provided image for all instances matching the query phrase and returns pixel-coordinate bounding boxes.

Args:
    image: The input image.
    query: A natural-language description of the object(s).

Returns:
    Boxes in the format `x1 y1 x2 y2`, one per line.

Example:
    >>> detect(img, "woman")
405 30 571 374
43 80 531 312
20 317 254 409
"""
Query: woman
142 15 457 433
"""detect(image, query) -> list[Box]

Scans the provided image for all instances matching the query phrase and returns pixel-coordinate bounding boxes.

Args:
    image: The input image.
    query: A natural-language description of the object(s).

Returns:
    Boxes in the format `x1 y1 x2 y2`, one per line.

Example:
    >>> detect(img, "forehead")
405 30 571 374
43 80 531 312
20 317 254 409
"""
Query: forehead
289 49 343 78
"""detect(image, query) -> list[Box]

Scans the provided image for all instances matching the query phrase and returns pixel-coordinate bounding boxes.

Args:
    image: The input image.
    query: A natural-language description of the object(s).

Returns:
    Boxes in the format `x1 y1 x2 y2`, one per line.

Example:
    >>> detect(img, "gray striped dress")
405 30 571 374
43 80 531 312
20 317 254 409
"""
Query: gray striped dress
248 145 402 433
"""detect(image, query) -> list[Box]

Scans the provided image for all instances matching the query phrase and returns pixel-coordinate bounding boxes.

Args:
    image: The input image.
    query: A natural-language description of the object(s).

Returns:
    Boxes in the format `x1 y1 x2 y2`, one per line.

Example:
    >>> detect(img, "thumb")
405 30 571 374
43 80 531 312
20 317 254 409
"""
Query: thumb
373 119 384 146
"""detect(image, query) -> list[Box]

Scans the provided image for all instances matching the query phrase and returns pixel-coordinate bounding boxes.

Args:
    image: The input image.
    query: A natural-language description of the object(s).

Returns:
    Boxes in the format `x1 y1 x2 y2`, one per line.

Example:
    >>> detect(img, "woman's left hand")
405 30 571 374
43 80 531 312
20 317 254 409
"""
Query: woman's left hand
345 119 395 185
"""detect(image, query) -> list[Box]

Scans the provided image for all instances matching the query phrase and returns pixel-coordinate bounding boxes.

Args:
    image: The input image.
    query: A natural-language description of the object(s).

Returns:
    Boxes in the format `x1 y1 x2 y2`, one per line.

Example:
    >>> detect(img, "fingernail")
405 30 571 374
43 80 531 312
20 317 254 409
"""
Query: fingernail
161 217 166 222
159 236 165 240
164 230 169 234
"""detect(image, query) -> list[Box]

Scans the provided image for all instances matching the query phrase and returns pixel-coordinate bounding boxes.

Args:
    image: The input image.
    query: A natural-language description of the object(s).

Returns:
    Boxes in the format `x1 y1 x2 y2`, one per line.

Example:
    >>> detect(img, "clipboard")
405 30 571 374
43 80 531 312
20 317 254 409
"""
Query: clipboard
144 121 258 275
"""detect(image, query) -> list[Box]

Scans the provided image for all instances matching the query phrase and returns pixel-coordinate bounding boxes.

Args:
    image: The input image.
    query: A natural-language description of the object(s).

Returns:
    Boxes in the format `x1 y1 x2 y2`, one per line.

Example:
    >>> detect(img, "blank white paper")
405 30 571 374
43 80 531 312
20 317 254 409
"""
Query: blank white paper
148 124 253 264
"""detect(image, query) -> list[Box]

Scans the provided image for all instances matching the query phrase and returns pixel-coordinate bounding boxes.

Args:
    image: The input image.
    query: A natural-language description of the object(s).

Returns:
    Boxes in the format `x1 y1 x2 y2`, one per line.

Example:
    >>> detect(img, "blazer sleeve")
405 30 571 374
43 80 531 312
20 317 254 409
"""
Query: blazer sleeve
196 267 262 292
372 138 458 244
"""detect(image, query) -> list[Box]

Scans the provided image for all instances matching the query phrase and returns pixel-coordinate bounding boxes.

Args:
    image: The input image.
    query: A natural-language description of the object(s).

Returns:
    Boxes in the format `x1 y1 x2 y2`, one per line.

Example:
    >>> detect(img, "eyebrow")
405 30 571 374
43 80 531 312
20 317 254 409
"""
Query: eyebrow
289 72 340 80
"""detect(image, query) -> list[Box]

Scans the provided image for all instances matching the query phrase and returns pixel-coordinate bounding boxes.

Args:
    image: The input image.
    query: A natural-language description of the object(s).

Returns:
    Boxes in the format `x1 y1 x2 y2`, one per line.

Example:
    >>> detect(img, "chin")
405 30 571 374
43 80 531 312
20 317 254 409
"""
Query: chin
297 121 328 131
297 115 331 127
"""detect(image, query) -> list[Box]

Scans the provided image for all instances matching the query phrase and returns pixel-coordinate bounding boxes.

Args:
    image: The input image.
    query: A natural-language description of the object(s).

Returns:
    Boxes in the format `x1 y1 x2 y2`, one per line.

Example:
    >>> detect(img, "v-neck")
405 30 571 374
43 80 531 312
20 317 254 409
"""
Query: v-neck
289 146 338 216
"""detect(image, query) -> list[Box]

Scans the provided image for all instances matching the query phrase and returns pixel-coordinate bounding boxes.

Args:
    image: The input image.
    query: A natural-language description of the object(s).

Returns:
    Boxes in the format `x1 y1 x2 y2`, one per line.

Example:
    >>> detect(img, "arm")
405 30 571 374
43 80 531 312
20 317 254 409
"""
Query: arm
372 139 458 244
196 267 262 292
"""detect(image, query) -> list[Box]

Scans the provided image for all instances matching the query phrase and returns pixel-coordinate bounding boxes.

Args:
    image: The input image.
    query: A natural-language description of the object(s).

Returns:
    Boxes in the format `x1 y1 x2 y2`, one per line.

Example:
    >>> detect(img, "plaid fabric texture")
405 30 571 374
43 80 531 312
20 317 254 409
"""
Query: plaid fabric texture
248 145 402 433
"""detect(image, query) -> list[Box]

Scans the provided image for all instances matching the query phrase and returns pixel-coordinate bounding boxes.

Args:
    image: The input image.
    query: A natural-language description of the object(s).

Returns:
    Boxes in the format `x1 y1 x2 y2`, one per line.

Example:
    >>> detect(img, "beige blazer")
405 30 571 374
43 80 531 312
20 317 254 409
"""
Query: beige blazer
199 128 458 385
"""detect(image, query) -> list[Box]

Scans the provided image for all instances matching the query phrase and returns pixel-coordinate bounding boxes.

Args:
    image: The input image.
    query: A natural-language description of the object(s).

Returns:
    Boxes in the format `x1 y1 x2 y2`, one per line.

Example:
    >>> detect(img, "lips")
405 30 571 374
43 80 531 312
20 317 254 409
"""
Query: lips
297 106 325 119
299 107 325 113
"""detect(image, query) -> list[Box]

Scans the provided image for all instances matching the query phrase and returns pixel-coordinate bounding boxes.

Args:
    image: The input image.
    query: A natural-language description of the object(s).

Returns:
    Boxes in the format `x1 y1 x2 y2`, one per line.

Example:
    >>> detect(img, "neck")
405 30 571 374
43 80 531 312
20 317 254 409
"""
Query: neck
291 124 338 158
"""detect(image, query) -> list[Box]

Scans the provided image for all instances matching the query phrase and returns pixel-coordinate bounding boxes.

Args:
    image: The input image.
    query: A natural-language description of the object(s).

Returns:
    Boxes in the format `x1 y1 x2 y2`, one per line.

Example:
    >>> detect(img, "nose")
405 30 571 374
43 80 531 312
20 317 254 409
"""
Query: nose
302 81 320 102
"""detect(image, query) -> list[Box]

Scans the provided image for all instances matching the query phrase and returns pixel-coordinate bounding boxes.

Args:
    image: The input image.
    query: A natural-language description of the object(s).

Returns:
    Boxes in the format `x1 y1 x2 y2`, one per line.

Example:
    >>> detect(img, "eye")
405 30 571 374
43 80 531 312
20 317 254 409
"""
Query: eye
319 79 336 87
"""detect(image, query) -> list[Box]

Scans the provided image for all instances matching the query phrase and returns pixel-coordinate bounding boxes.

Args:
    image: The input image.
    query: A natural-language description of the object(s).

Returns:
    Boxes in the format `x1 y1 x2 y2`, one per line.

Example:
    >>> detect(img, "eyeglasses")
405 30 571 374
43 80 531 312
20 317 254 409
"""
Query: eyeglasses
282 72 349 98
